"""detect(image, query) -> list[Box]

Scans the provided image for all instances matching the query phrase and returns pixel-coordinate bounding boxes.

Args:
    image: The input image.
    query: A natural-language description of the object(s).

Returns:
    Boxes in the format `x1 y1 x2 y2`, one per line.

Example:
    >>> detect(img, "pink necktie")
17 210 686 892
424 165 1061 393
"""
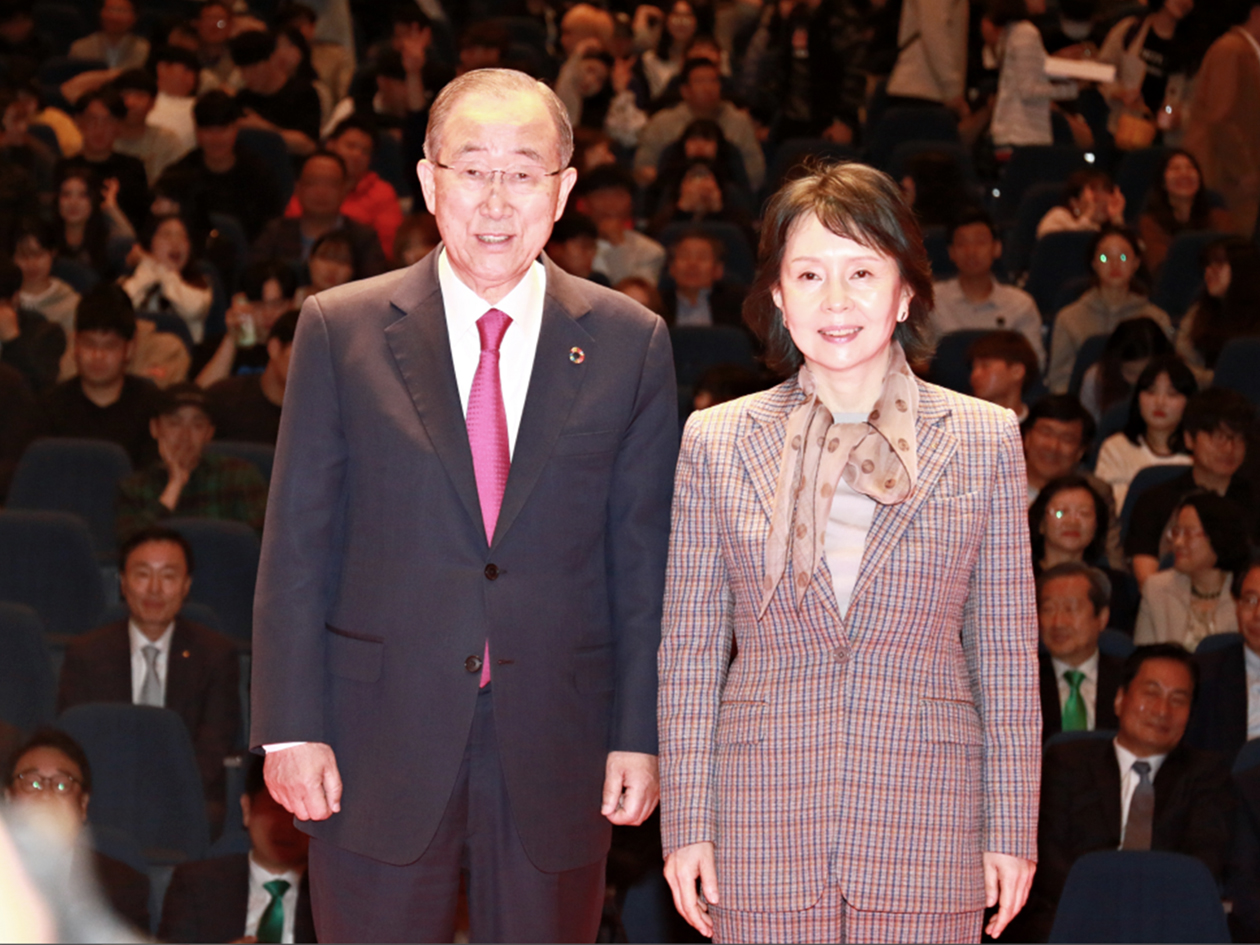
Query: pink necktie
467 308 512 687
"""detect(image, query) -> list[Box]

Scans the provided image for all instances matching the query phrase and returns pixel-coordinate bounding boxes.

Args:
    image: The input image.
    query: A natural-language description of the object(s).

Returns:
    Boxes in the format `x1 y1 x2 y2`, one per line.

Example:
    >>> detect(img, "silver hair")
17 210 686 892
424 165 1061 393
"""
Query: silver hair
423 68 574 170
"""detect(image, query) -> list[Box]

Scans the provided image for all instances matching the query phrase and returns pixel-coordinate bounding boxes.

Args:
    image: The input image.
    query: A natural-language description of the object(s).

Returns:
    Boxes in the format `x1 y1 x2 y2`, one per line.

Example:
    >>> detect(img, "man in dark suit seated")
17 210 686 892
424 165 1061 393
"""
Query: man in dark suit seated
160 756 314 943
1186 554 1260 756
58 526 240 835
1230 763 1260 943
659 229 745 329
1038 561 1123 741
1008 644 1234 941
3 727 150 931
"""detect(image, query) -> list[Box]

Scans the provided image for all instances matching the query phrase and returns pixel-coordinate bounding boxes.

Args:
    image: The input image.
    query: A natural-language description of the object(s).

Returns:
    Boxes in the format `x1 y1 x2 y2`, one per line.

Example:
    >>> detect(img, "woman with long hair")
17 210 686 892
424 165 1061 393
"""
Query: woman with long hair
1175 237 1260 386
1137 149 1234 275
53 167 133 275
1078 315 1172 419
120 213 212 343
640 1 712 101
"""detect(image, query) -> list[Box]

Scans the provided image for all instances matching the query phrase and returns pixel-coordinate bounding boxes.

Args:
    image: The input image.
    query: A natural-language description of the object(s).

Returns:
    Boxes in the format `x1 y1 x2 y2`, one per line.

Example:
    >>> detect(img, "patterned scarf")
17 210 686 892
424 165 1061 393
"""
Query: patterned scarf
761 342 921 615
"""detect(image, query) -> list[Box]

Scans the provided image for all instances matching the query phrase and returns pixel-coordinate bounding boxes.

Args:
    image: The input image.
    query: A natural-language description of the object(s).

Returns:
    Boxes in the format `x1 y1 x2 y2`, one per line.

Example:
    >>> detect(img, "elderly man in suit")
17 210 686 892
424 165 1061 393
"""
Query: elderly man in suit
1038 562 1123 741
58 525 240 834
1186 555 1260 756
251 68 677 942
1012 644 1234 942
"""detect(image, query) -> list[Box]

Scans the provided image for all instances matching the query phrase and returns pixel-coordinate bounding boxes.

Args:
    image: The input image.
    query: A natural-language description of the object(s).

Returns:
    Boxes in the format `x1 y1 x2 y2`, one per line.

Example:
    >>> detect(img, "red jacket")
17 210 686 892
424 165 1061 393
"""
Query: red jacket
285 170 402 260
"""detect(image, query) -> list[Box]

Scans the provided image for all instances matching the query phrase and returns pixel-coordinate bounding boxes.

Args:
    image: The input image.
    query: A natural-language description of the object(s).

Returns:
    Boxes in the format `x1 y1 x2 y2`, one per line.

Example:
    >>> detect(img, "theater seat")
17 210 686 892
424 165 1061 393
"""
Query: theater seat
0 603 56 732
0 510 106 637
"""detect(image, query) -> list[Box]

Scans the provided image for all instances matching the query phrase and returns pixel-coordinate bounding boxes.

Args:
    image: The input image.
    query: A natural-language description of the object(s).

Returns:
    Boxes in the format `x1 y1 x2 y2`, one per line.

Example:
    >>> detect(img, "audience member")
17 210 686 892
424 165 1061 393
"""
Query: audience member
275 1 353 105
1037 561 1123 740
1138 149 1235 276
885 0 969 114
205 309 296 445
0 0 50 79
111 68 187 185
660 229 743 328
1184 0 1260 235
196 261 296 386
36 283 159 465
283 116 402 260
0 84 56 194
967 330 1039 422
635 57 764 191
0 360 35 499
578 164 665 285
1094 355 1195 509
1231 762 1260 943
1184 554 1260 756
985 0 1078 149
58 87 150 231
932 208 1044 365
1077 315 1172 420
0 257 64 394
1037 170 1126 238
691 363 764 412
229 30 320 156
120 214 212 344
58 525 240 836
159 755 314 943
898 150 977 230
251 150 386 277
67 0 149 70
1046 225 1171 393
646 118 753 219
640 1 711 102
293 231 357 306
545 210 604 283
195 0 240 93
2 728 150 932
1175 237 1260 387
158 90 284 243
53 166 134 276
1097 0 1194 145
392 211 439 267
149 45 201 154
14 216 79 339
1135 491 1248 648
614 274 664 314
647 158 754 245
1125 388 1257 588
115 382 267 540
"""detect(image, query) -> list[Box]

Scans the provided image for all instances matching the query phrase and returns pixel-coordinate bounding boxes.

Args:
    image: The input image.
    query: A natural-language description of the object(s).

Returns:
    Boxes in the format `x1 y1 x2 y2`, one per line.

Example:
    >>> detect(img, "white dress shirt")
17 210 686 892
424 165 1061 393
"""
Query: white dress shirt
244 852 304 943
1051 650 1100 730
1114 739 1167 842
128 620 175 705
1246 644 1260 741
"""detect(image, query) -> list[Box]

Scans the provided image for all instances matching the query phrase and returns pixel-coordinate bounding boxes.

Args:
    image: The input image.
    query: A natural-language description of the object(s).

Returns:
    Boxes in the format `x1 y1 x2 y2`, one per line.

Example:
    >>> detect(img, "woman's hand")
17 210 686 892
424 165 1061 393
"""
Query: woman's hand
663 841 718 938
101 177 121 211
983 851 1036 939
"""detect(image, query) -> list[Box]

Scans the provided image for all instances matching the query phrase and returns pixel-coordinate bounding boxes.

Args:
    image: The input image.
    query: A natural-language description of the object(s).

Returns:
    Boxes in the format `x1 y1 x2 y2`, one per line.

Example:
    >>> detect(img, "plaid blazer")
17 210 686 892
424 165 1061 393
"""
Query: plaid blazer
659 375 1041 914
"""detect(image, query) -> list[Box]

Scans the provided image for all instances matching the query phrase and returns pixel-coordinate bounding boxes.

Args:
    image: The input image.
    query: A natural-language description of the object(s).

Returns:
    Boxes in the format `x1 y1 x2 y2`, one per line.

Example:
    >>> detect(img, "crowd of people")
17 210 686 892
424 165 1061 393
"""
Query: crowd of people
1 0 1260 940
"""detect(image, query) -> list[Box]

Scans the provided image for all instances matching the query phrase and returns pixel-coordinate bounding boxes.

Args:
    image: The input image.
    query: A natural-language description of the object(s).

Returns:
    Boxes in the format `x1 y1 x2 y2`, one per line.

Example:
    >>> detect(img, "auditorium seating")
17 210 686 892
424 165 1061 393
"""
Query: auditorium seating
0 510 106 638
236 127 295 206
0 603 56 733
926 330 989 394
1118 464 1190 544
1002 181 1066 277
997 146 1089 225
864 106 959 172
1116 147 1173 225
1025 230 1096 331
1213 338 1260 405
205 441 276 488
164 518 261 643
1066 333 1108 399
1152 231 1232 323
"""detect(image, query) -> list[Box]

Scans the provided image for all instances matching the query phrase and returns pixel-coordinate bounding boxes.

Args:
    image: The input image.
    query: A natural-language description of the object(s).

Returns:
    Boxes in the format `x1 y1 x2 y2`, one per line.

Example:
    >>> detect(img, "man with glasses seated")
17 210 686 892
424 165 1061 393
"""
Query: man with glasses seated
1126 389 1258 589
3 728 150 931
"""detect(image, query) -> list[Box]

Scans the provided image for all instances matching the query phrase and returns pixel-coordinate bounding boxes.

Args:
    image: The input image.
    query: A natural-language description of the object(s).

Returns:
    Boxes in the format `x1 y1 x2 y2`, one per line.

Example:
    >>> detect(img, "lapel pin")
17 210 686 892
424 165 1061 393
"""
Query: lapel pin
569 346 585 364
181 650 190 658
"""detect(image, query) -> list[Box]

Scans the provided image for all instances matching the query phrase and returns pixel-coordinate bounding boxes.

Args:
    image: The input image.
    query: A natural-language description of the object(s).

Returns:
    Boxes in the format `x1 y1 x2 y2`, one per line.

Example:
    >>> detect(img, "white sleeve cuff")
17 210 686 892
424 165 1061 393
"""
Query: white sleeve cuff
262 742 308 752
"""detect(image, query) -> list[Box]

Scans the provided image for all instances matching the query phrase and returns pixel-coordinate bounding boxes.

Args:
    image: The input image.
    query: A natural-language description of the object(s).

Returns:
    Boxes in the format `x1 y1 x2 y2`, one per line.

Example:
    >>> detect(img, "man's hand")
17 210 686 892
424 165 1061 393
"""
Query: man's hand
983 851 1036 939
663 841 718 937
264 743 343 821
601 751 658 825
821 118 855 145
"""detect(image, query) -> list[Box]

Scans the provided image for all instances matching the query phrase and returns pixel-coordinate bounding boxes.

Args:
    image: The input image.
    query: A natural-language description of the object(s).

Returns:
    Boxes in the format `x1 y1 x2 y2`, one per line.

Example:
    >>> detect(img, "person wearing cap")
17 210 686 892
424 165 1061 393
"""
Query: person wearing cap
230 29 321 156
111 68 188 184
115 381 268 542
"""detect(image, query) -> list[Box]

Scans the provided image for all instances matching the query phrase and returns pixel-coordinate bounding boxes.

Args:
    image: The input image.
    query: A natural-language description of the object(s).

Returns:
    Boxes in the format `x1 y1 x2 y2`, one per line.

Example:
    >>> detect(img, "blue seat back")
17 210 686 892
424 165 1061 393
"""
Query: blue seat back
1210 337 1260 406
0 510 105 636
205 441 276 488
1119 463 1188 543
865 106 959 171
1046 728 1118 749
926 329 990 394
1049 850 1229 942
0 603 55 732
1234 738 1260 774
1067 332 1109 398
763 138 859 199
669 326 758 389
1003 181 1067 278
998 146 1088 224
1098 629 1136 660
1025 230 1096 326
58 703 209 865
1152 230 1231 323
1116 147 1173 225
7 438 133 563
51 256 99 294
1196 632 1242 655
165 518 261 642
1086 400 1131 471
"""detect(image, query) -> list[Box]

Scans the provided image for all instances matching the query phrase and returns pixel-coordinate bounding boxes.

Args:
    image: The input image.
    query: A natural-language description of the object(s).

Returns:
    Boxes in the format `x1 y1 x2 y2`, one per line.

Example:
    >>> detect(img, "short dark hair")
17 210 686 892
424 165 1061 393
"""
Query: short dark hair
153 44 200 73
1232 552 1260 599
746 160 935 375
577 162 636 199
4 727 92 795
1022 394 1097 450
669 227 724 263
243 752 267 798
113 68 156 96
1063 168 1113 204
986 0 1029 26
274 0 317 28
0 258 21 297
459 21 511 55
74 86 126 119
241 260 298 302
1122 354 1197 450
548 209 598 244
1182 387 1255 438
1119 642 1198 695
1171 491 1252 576
375 48 406 81
1036 559 1112 615
118 525 195 575
1029 473 1110 564
194 89 241 128
300 148 346 179
680 56 720 86
229 29 277 68
269 308 299 345
390 2 432 30
14 215 58 253
947 206 997 242
75 283 136 339
328 114 378 147
967 330 1039 395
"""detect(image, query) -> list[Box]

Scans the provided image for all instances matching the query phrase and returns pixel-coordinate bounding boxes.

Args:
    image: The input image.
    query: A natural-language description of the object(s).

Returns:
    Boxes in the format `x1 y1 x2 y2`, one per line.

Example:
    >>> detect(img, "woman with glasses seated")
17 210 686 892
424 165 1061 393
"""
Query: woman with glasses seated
1135 491 1249 648
1030 473 1139 633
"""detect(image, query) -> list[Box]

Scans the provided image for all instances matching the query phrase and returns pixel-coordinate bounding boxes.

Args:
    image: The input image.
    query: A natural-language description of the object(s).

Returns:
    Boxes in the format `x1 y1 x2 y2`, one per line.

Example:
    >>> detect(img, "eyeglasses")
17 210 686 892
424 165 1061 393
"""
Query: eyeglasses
1239 593 1260 609
1205 429 1246 447
432 161 562 195
1168 526 1207 541
12 770 81 796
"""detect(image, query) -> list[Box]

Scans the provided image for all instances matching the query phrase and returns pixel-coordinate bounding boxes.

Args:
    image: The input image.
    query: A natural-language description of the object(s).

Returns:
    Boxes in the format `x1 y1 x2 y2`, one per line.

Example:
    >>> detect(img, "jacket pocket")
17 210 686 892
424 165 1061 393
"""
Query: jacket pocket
920 698 983 745
716 700 767 746
326 624 384 683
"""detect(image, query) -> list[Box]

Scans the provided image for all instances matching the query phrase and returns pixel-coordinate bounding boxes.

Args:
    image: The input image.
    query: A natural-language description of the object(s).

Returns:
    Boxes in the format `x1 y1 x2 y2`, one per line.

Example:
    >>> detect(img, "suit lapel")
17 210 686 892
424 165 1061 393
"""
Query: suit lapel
1152 745 1190 842
164 621 195 721
849 382 958 611
491 260 592 548
103 622 135 703
1092 739 1123 845
735 381 801 525
384 252 485 544
1040 653 1062 739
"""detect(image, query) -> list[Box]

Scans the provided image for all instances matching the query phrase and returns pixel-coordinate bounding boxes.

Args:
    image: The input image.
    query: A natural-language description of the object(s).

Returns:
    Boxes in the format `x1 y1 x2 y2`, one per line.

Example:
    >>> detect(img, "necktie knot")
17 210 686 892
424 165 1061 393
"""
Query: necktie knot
1133 760 1151 780
257 878 290 943
1061 667 1088 732
478 308 512 353
1064 668 1085 689
143 644 160 669
264 879 290 899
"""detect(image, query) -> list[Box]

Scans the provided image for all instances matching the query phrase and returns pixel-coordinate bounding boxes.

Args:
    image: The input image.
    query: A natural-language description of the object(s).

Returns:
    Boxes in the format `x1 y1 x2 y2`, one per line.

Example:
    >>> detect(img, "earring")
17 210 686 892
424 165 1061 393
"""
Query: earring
897 308 908 323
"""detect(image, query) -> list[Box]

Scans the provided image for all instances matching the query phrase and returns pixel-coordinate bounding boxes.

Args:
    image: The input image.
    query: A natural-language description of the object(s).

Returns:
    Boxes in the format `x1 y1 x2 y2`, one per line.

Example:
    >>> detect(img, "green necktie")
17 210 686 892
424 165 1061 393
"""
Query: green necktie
257 879 290 944
1062 669 1088 732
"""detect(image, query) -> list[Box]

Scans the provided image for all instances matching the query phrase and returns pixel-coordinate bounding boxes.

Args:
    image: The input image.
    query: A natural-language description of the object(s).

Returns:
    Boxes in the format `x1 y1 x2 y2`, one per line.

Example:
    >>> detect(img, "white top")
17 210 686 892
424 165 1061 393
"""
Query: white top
1093 433 1193 510
244 852 304 943
1051 649 1101 730
1037 205 1102 239
128 620 175 705
147 92 197 154
1114 739 1167 842
1246 644 1260 741
437 248 546 458
593 230 666 287
930 277 1046 367
991 21 1077 147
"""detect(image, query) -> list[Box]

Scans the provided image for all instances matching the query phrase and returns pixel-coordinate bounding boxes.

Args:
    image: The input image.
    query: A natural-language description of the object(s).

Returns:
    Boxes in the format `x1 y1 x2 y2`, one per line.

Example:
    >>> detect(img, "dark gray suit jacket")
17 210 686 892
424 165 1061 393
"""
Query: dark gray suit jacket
1038 649 1122 742
250 251 677 871
1187 637 1249 756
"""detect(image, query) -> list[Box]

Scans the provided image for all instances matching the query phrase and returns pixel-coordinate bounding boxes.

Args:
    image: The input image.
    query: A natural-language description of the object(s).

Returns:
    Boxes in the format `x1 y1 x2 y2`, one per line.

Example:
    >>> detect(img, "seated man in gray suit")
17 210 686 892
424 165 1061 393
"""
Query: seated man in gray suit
1038 562 1123 741
58 525 240 835
1186 554 1260 756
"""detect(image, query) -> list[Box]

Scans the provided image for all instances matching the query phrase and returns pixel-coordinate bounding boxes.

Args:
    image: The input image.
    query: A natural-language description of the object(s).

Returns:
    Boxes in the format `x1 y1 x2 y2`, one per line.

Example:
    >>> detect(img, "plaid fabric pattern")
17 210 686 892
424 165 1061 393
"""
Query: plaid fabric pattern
116 450 268 541
659 376 1041 915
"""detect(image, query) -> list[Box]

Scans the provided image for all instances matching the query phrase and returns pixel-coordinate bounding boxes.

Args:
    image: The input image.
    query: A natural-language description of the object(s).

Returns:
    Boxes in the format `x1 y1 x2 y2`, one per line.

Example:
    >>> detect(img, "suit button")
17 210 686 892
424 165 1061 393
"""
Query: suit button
465 654 483 673
484 563 499 580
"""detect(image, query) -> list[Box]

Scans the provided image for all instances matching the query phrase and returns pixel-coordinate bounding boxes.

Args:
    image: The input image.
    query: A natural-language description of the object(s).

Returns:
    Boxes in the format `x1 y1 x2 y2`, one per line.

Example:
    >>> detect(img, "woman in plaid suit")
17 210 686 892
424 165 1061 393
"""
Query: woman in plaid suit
658 163 1041 943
